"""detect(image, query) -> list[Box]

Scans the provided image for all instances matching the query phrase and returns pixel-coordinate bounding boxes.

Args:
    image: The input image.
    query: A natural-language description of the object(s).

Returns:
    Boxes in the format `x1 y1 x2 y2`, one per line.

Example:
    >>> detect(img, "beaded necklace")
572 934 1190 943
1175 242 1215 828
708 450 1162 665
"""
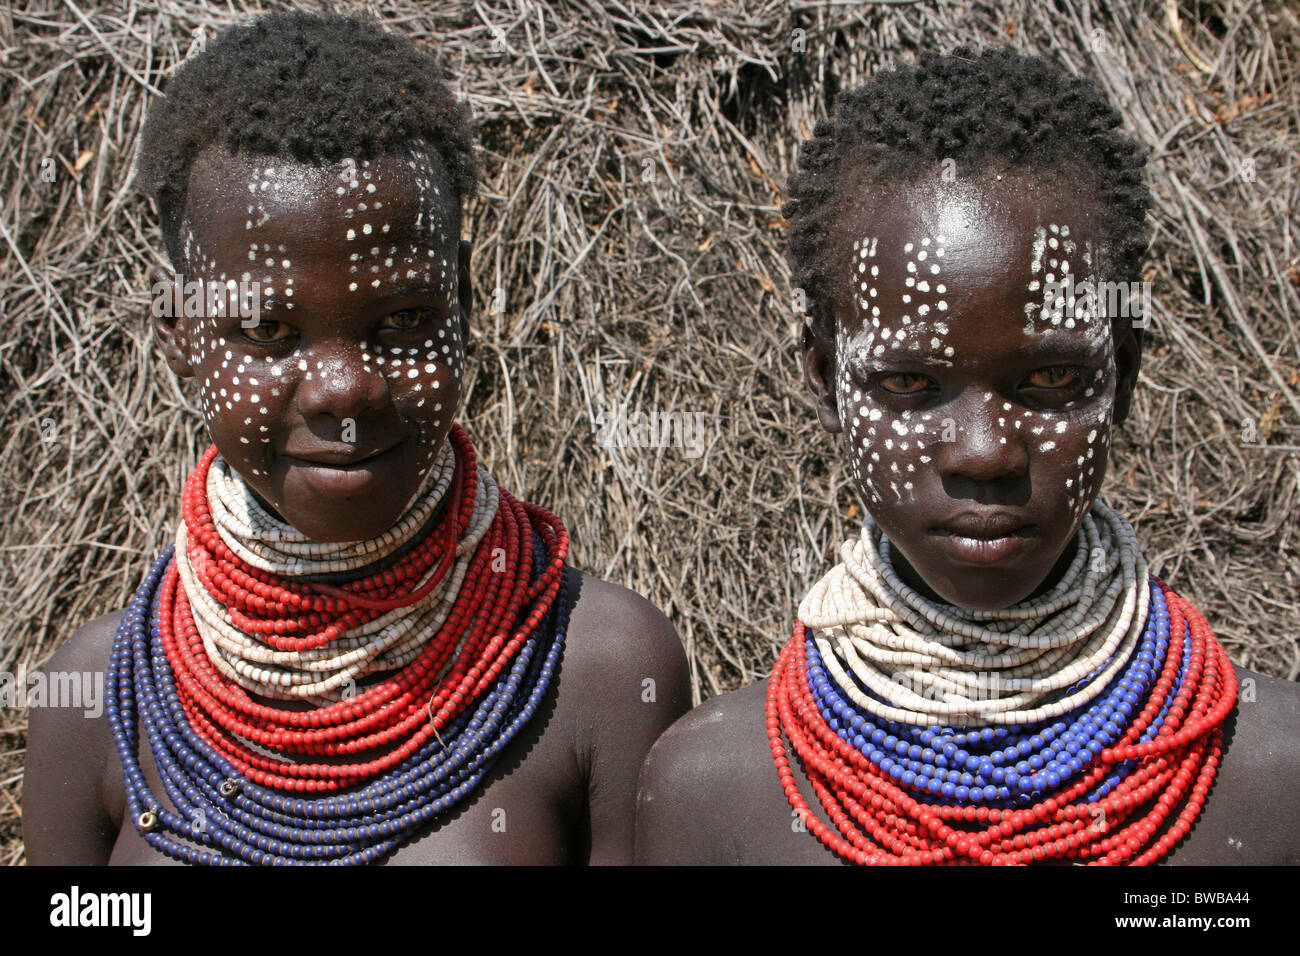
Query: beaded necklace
106 424 573 864
769 500 1236 865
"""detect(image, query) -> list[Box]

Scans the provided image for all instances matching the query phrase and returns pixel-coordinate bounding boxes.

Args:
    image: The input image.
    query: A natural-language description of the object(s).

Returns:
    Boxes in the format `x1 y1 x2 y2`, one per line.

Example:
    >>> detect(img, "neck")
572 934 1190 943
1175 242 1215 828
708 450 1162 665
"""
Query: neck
797 501 1148 727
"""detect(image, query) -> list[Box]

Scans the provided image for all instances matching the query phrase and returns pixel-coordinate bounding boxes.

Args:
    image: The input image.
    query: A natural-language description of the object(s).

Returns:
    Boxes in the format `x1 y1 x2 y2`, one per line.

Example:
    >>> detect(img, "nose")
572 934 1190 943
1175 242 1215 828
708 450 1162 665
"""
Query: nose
936 391 1028 486
294 340 390 426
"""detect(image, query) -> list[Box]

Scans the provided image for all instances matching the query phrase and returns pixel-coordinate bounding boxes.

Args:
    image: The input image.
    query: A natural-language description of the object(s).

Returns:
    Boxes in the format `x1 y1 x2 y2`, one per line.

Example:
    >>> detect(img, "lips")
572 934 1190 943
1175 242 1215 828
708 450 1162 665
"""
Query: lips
284 444 395 466
929 515 1036 567
280 442 403 498
933 513 1033 539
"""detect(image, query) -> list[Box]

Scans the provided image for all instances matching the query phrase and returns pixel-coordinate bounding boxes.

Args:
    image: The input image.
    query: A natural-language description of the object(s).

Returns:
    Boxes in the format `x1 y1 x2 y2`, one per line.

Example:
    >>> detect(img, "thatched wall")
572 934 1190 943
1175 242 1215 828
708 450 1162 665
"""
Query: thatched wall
1 0 1296 863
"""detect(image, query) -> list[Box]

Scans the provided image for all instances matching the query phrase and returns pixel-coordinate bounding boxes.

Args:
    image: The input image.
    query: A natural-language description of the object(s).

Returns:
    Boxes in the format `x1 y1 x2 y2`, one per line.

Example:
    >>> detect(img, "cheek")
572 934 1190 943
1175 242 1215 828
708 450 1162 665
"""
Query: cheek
367 331 462 475
1060 416 1114 522
365 315 464 415
197 345 293 478
1029 395 1115 525
838 392 942 510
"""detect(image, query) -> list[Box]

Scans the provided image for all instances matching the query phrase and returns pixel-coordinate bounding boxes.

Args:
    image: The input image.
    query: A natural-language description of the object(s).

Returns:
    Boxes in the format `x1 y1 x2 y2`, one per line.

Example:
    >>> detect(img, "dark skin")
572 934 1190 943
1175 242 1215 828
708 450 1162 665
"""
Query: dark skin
637 170 1300 864
23 144 690 865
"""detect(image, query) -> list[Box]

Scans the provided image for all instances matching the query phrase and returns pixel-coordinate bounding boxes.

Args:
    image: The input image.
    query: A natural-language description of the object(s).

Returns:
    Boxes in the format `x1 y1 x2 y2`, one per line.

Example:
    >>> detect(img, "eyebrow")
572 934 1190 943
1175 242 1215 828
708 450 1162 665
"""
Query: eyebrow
1021 332 1112 362
386 277 456 298
847 353 955 371
253 278 454 310
843 334 1111 373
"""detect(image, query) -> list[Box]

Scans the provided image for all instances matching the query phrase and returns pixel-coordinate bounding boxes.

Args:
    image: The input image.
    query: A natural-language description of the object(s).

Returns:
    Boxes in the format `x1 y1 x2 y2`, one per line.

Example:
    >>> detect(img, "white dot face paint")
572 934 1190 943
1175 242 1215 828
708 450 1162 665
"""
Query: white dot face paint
823 178 1129 611
174 143 466 544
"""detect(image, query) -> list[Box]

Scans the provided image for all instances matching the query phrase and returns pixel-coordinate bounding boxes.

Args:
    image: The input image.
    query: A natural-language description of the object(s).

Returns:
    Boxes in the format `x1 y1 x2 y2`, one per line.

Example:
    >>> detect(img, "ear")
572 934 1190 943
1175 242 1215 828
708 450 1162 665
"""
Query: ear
457 238 472 342
802 321 842 433
148 264 195 379
1111 322 1142 425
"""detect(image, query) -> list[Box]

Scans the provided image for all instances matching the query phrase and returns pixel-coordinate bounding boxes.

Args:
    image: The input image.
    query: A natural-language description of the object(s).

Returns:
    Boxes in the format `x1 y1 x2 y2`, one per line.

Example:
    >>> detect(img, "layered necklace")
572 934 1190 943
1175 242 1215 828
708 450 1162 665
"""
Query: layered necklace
769 499 1236 865
106 424 572 865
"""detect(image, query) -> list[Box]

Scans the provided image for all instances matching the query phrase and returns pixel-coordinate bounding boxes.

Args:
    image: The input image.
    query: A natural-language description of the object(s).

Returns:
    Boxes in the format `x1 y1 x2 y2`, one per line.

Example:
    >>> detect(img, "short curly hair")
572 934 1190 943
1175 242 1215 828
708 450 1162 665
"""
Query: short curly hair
785 47 1150 344
136 10 478 267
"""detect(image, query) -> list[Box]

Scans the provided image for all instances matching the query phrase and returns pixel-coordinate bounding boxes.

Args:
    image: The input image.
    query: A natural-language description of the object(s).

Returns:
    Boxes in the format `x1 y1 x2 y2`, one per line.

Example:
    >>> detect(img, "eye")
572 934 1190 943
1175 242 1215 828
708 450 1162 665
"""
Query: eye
241 320 293 344
1024 367 1081 389
878 373 933 395
382 308 434 331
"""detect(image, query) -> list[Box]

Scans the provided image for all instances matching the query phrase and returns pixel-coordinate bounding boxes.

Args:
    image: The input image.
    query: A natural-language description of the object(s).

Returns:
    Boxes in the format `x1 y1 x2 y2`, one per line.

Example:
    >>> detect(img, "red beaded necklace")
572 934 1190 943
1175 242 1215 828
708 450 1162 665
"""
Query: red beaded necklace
162 424 569 792
768 578 1236 865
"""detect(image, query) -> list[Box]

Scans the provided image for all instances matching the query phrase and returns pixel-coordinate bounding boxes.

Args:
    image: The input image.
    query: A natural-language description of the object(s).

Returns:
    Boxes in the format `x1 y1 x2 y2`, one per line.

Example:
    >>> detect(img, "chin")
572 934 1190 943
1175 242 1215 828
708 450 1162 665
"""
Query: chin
935 579 1039 613
897 554 1048 613
291 507 407 543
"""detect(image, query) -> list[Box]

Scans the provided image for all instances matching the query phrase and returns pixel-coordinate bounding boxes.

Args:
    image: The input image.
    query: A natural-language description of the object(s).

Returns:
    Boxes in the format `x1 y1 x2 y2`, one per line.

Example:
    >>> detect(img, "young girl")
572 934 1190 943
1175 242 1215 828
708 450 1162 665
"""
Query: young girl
636 48 1300 865
22 11 688 866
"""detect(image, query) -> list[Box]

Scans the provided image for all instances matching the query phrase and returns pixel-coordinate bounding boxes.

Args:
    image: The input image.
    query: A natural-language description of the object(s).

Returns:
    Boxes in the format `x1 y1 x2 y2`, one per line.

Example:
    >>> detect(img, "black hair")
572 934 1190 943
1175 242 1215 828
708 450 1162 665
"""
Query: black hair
136 11 477 266
785 47 1150 344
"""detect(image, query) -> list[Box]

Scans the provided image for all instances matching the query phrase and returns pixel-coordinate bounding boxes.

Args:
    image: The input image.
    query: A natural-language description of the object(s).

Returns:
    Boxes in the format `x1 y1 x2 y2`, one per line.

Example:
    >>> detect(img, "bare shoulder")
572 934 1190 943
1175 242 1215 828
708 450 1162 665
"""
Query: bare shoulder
548 568 691 863
41 607 124 674
1219 664 1300 781
1220 664 1300 777
1231 664 1300 727
639 679 772 800
22 607 127 864
1158 664 1300 864
641 679 770 779
636 679 795 863
559 568 690 716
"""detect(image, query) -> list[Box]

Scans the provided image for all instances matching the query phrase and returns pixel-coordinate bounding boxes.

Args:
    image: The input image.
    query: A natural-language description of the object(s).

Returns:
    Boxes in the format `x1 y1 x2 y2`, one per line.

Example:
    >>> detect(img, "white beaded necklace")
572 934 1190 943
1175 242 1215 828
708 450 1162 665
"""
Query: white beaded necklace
204 442 457 575
798 498 1148 726
174 442 500 704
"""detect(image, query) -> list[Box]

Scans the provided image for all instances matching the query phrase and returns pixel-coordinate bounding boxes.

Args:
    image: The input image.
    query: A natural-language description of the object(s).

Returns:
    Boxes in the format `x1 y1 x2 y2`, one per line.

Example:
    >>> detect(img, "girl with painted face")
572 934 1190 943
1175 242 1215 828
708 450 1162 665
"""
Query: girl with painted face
636 48 1300 866
23 11 688 866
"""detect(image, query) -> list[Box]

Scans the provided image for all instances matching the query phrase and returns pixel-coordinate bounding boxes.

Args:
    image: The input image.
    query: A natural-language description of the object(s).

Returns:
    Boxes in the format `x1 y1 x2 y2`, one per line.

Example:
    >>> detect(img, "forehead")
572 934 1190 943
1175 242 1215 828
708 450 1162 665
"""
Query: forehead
183 144 457 260
829 173 1106 298
828 173 1116 358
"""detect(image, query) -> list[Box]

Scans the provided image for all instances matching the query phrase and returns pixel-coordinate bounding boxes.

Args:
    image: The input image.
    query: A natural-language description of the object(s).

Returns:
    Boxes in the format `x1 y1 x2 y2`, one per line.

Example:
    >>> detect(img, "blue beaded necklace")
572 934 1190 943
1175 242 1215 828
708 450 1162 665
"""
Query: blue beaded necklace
805 576 1188 809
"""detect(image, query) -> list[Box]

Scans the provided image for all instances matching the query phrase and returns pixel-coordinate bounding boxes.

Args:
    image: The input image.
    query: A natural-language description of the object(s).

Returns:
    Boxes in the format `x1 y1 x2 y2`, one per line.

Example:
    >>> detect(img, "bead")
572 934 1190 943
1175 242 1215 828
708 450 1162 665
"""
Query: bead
770 500 1235 867
107 425 574 865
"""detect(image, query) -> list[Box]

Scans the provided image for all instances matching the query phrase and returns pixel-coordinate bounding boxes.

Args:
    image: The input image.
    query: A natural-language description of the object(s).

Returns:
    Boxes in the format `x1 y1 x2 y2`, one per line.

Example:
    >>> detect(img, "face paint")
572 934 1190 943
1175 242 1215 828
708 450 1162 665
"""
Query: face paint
173 143 466 544
825 177 1125 611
